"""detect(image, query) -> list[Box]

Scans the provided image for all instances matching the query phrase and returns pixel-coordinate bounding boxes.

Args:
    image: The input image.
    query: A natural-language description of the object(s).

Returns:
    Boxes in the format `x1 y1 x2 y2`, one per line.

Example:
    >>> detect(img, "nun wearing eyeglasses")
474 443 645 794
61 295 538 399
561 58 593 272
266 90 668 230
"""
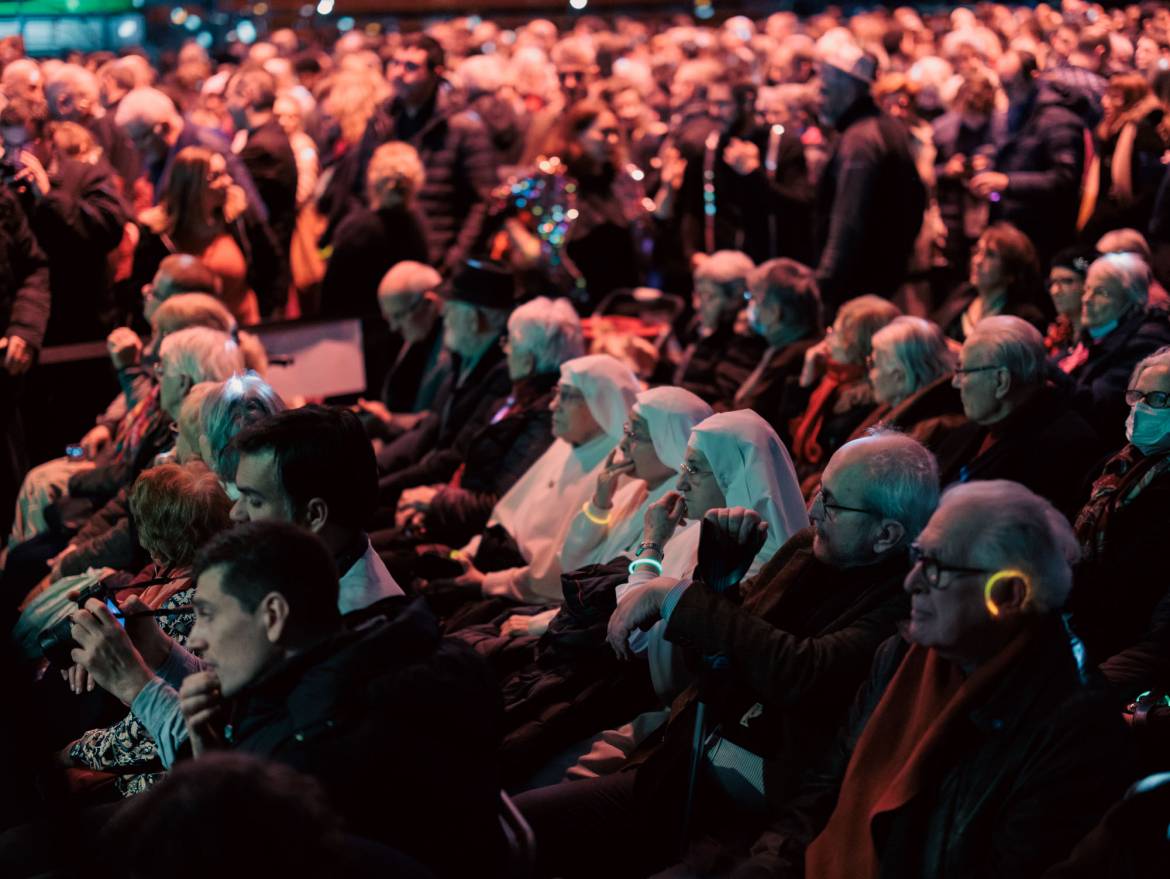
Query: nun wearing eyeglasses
497 386 713 639
1068 346 1170 674
435 354 640 615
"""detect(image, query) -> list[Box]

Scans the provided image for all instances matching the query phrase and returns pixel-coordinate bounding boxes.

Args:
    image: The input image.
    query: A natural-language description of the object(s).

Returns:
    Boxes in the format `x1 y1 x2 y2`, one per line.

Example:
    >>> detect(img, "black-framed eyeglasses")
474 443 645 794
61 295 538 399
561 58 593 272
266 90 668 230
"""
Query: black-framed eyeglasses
953 364 1003 377
812 488 877 521
909 542 991 590
383 295 423 324
1126 389 1170 409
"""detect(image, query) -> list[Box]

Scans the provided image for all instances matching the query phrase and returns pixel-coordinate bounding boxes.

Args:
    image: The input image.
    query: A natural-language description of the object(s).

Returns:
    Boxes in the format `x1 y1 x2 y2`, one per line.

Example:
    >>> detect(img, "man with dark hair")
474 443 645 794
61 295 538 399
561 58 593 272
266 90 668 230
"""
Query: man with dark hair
71 521 505 879
226 67 297 280
322 34 497 272
231 405 402 613
732 257 823 442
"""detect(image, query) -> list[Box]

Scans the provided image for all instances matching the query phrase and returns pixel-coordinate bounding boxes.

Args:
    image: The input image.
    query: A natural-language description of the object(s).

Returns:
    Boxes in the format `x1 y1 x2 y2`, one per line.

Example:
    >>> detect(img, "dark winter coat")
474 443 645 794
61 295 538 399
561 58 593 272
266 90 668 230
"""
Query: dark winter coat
745 618 1135 879
814 97 925 316
226 598 507 879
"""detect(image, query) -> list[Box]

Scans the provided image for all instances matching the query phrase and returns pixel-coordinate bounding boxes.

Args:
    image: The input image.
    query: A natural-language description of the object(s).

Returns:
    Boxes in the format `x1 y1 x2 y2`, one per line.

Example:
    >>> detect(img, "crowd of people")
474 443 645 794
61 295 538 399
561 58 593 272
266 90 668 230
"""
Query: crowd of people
1 2 1170 877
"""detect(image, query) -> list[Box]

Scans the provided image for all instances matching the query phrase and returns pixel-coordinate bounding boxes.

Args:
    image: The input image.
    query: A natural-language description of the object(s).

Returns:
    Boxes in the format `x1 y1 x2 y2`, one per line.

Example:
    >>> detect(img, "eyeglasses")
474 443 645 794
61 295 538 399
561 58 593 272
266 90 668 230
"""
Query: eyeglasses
909 542 991 590
680 461 713 479
622 421 651 443
1126 389 1170 409
555 385 586 405
953 363 1003 377
811 488 877 521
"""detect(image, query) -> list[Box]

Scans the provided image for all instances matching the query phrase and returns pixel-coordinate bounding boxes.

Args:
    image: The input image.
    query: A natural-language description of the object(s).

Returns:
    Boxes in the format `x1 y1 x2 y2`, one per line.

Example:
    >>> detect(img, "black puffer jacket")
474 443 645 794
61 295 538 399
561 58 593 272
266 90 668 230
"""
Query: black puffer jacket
992 80 1087 263
326 85 498 273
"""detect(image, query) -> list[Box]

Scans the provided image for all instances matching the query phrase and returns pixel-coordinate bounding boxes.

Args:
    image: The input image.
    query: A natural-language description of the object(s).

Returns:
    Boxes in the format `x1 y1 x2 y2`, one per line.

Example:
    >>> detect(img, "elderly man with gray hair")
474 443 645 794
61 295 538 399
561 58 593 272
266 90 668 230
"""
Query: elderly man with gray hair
357 260 449 443
377 295 584 553
753 480 1133 879
932 315 1105 519
1056 251 1170 444
522 430 939 878
671 250 765 406
45 62 141 187
114 86 264 217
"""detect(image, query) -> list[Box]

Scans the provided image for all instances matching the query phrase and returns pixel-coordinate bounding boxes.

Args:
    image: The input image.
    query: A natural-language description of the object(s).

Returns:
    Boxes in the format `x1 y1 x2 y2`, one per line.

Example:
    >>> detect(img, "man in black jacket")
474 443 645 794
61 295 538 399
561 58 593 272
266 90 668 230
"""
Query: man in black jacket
0 184 49 537
226 67 297 314
813 39 924 318
175 521 507 878
932 315 1106 520
517 431 940 878
970 49 1086 267
324 35 496 274
19 149 126 345
734 257 823 444
747 480 1134 878
374 260 513 507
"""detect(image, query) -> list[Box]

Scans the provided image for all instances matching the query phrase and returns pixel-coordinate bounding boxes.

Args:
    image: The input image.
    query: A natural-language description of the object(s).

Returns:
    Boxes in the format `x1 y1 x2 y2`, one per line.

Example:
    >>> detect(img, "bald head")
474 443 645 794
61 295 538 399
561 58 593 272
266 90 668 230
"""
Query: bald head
115 87 182 161
145 254 222 321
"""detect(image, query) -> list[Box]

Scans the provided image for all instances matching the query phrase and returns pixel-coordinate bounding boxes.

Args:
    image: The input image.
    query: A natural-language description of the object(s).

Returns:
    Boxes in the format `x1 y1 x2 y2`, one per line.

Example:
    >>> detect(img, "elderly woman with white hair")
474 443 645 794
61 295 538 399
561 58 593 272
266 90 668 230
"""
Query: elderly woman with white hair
376 297 587 554
1057 251 1170 443
319 140 430 321
850 316 964 444
1068 345 1170 672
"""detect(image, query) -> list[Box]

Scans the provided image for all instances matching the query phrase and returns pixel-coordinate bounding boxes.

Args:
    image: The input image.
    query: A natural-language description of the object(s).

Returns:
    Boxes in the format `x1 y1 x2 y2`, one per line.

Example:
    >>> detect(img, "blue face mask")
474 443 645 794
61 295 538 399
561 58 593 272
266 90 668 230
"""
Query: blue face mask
1087 318 1120 340
1126 402 1170 455
746 301 769 337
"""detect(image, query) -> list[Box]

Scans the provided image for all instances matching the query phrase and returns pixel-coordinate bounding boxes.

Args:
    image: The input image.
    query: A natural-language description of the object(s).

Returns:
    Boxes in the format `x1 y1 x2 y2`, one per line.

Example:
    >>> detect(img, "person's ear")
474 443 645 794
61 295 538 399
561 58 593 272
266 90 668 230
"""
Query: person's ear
872 519 906 556
260 591 291 643
984 569 1030 618
303 497 328 533
992 366 1013 400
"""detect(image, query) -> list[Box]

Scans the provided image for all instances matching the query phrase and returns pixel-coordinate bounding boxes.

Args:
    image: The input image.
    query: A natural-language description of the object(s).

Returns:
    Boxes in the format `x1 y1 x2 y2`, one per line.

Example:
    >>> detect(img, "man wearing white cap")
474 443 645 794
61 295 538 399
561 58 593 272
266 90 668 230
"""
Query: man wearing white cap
813 34 925 319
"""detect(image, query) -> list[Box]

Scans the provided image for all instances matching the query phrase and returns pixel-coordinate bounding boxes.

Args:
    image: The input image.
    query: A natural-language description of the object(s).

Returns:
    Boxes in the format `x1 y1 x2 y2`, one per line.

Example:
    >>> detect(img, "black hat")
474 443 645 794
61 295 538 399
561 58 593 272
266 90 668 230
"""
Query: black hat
1049 245 1098 278
440 259 516 311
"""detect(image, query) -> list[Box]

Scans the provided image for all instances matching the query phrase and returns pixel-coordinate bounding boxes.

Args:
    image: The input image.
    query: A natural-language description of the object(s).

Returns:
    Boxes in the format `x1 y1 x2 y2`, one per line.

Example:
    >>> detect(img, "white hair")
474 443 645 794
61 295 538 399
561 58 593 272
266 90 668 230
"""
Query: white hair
1087 252 1151 311
694 250 755 293
842 429 940 543
378 261 441 301
160 327 245 385
510 47 558 103
1129 345 1170 386
938 480 1079 612
871 316 956 395
456 54 506 97
114 87 181 130
507 296 585 374
45 63 99 106
964 315 1047 387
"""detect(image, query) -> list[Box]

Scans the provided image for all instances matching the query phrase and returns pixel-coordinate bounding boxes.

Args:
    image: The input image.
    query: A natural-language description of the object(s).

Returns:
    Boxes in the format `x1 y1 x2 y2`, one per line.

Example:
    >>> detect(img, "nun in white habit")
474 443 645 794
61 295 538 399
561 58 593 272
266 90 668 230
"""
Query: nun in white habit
456 354 640 605
501 386 714 637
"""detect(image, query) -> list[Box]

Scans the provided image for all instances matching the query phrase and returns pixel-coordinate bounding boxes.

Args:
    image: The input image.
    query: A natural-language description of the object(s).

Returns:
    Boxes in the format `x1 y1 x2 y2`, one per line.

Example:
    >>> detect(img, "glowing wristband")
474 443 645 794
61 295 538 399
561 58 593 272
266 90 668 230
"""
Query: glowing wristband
448 549 463 561
582 501 612 526
628 558 664 576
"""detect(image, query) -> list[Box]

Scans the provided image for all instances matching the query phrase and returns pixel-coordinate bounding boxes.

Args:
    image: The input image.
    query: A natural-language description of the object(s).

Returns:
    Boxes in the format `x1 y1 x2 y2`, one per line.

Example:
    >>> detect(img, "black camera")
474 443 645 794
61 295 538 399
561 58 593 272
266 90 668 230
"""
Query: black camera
38 580 114 670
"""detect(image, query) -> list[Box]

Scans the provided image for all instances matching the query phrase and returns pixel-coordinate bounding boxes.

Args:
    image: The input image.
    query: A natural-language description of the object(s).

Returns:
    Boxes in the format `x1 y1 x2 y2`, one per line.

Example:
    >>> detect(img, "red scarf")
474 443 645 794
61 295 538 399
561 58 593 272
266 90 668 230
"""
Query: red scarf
790 361 866 467
804 631 1032 878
